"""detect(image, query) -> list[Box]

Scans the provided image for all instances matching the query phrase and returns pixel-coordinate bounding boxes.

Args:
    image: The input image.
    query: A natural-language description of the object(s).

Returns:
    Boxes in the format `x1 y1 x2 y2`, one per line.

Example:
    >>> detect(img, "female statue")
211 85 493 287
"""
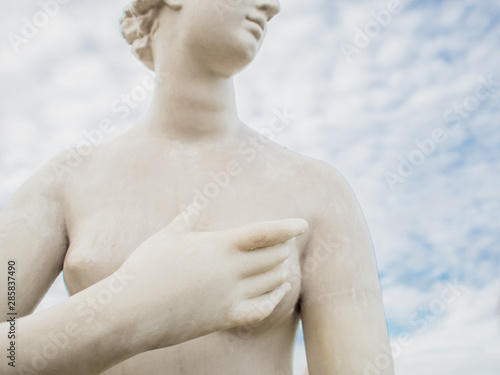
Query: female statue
1 0 393 374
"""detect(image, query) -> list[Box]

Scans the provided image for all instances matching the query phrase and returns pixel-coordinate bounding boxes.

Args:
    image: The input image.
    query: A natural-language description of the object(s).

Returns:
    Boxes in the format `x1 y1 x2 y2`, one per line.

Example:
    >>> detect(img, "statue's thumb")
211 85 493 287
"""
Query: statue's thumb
164 205 201 233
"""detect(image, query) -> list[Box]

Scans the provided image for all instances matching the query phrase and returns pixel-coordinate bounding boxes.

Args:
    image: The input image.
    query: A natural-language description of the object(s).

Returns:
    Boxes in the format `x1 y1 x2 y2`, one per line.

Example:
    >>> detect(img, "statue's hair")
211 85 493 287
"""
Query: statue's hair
120 0 165 70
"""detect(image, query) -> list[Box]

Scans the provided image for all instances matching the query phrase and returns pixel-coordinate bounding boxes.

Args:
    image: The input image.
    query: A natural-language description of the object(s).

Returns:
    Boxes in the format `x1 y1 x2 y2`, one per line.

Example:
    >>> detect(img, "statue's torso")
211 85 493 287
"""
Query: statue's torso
62 127 316 375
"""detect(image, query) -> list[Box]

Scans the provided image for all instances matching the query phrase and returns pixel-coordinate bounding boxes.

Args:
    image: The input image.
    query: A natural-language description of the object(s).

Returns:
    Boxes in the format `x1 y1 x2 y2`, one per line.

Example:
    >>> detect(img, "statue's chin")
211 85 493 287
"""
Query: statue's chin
184 48 259 79
143 33 261 77
214 57 257 79
216 41 261 77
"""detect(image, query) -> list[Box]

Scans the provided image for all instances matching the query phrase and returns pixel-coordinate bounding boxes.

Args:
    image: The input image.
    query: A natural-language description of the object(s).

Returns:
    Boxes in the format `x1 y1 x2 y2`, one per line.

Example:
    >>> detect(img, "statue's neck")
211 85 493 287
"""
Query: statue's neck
140 66 241 142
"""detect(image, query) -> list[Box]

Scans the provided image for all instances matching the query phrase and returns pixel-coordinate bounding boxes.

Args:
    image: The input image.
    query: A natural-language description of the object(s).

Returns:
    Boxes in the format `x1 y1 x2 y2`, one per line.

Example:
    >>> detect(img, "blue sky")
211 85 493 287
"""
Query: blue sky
1 0 499 374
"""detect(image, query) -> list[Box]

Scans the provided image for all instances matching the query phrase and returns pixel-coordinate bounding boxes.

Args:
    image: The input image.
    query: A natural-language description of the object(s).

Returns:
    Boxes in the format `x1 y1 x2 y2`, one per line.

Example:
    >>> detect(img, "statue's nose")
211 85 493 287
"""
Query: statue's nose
256 0 281 21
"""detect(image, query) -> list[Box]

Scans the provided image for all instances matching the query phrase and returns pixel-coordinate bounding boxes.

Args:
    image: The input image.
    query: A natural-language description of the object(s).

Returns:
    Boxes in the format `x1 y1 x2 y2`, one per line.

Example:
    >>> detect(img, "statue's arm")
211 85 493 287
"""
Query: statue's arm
0 154 115 373
0 270 146 374
0 154 150 374
300 165 394 375
0 154 69 318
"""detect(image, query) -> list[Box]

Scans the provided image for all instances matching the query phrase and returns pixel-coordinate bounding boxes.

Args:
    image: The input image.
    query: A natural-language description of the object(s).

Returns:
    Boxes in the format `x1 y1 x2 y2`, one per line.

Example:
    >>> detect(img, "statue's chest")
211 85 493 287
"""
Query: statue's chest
62 172 305 319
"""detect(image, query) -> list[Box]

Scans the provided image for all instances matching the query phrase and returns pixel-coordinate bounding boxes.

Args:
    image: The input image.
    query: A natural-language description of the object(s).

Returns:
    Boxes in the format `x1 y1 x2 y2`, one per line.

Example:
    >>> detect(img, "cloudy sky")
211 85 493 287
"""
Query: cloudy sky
1 0 499 374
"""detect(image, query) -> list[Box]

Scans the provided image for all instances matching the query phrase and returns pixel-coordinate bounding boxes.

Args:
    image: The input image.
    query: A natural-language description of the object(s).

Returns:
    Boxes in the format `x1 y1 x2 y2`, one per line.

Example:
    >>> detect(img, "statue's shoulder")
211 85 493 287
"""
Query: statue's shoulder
48 127 137 182
274 145 356 208
273 143 345 184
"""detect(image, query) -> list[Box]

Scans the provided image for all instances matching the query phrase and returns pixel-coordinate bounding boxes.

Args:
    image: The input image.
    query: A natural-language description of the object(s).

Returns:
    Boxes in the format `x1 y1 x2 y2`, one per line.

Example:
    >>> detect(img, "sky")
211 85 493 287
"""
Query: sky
1 0 499 374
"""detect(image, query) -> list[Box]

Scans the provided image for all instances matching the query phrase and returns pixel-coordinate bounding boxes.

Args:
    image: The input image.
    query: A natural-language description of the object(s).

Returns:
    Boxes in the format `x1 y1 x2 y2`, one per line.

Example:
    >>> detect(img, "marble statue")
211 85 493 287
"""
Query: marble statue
0 0 394 374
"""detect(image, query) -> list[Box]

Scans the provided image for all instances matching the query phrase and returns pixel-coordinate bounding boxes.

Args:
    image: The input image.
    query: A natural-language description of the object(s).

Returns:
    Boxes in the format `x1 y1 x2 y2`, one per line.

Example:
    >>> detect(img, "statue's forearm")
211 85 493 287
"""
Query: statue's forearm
1 271 143 375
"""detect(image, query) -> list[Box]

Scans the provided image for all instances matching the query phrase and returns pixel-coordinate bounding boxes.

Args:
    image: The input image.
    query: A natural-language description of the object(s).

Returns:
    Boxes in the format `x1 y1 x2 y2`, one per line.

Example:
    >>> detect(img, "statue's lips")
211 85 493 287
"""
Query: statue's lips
247 18 264 41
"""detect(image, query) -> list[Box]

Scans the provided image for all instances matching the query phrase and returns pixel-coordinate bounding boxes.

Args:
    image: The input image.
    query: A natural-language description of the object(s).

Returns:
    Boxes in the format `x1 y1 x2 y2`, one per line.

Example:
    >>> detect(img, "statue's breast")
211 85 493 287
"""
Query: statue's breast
63 216 135 295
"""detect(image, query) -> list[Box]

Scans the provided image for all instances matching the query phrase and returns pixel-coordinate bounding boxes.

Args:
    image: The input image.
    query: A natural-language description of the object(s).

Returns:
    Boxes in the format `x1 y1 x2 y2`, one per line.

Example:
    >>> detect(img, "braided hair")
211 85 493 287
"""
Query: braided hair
120 0 165 70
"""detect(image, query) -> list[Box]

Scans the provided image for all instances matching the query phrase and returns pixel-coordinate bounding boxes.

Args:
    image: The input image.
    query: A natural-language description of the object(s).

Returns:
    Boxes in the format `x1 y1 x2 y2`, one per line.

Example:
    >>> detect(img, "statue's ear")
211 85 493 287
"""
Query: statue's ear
163 0 183 10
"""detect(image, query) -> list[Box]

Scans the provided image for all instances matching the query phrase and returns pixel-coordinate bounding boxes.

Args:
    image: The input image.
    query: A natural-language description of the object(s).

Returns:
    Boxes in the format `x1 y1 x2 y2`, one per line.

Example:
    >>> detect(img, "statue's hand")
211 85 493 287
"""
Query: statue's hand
115 209 308 351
